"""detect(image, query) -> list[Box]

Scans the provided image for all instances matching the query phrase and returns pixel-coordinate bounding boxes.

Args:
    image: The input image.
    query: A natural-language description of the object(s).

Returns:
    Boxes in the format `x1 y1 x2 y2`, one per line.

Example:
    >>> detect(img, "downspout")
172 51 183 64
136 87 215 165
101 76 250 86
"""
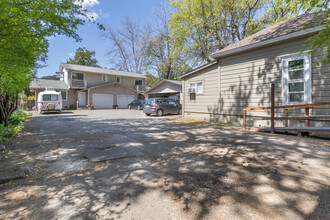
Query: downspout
88 89 90 104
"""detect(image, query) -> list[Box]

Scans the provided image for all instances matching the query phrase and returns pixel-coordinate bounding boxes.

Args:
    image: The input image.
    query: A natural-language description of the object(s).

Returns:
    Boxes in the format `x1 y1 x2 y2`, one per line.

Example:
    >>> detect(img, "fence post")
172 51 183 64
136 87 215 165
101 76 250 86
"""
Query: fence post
243 110 246 129
305 107 310 127
284 108 288 127
271 83 275 134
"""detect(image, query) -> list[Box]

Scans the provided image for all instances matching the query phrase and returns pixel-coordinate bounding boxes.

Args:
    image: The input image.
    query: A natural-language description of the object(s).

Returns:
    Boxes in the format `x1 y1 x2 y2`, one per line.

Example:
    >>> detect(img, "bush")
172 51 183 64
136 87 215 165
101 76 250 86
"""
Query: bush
8 109 31 125
1 109 31 140
69 104 76 110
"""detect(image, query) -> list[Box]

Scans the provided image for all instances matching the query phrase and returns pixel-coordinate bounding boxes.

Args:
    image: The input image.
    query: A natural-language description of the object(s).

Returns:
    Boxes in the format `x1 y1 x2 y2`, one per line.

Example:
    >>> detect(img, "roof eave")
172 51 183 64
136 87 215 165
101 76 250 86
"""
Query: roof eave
180 61 217 79
211 26 324 59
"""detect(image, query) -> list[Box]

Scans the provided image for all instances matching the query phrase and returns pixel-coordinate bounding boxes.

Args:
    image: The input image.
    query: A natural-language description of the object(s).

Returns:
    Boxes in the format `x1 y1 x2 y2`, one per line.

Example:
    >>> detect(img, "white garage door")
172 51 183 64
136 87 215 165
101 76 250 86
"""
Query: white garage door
93 94 113 109
117 95 135 109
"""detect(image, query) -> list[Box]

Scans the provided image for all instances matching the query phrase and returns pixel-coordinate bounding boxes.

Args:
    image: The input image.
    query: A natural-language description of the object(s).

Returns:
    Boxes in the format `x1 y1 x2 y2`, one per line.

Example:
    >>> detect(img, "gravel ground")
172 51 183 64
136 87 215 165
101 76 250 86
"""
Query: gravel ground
0 109 329 219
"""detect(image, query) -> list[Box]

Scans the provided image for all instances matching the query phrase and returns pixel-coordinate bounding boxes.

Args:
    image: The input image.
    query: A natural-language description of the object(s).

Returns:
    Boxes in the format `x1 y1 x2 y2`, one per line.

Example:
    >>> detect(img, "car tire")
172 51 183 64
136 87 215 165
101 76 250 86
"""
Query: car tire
128 105 131 109
145 113 151 116
178 108 182 115
137 105 141 110
157 109 163 116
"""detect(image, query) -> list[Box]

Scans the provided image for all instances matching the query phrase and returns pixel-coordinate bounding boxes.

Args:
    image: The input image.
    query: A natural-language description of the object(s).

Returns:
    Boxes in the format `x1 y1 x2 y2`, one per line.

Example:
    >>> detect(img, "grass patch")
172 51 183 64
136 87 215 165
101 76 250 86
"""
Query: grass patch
0 109 31 141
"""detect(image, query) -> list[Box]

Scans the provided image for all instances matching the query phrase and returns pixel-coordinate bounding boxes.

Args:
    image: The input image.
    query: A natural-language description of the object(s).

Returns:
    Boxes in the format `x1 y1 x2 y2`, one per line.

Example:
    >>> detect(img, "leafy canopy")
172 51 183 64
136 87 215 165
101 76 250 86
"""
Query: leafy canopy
67 47 100 67
0 0 91 125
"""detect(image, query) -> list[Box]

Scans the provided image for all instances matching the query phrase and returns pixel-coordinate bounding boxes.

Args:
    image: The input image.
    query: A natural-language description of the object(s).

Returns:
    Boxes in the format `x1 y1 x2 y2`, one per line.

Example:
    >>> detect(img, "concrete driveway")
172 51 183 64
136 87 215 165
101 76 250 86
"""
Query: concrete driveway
0 110 329 219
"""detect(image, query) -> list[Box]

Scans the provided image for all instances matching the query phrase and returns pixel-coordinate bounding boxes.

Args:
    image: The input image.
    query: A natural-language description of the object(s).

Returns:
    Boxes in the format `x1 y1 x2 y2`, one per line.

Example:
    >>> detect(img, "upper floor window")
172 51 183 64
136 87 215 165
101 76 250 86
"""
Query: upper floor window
116 76 121 83
135 79 143 85
102 74 108 82
282 52 311 105
190 82 203 94
72 72 84 80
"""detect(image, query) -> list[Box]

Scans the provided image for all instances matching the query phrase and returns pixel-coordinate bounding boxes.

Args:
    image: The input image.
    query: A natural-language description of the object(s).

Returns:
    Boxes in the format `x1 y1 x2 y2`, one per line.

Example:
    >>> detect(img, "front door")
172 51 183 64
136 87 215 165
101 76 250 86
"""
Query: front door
78 92 86 107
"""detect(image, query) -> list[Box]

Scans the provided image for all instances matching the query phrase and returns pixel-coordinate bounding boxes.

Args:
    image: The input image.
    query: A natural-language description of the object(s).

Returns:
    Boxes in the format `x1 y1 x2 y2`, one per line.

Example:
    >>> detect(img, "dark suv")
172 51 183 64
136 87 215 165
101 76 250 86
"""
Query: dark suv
143 98 182 116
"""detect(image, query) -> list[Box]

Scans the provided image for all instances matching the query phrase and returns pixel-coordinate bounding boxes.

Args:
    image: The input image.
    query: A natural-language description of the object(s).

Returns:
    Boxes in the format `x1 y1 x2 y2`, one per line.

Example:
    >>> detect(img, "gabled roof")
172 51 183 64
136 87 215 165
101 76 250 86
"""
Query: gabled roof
29 79 68 90
212 12 326 58
180 61 217 79
144 79 182 94
59 63 147 79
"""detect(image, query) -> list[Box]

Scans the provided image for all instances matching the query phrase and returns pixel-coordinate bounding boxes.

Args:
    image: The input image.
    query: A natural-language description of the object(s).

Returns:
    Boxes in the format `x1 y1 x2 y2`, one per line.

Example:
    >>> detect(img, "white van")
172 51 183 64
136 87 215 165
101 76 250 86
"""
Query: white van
38 90 63 114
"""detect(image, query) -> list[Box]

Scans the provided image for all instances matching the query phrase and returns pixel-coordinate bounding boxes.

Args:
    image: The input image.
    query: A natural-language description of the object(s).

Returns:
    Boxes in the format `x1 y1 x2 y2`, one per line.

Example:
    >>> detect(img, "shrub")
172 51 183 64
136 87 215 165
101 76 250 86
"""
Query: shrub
8 109 31 125
69 104 76 110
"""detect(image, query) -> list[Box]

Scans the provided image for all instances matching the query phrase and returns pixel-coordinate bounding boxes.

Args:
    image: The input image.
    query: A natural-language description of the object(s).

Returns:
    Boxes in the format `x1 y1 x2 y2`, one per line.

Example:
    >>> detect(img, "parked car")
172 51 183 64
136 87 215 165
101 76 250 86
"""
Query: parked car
37 90 62 114
143 98 182 116
128 100 145 110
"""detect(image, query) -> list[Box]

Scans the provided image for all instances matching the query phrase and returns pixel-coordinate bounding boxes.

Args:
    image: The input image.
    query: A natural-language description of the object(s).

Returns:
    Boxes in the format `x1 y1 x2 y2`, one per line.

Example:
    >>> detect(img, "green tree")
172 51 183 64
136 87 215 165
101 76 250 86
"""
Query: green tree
0 0 91 126
144 73 159 87
169 0 264 63
145 3 191 80
67 47 100 67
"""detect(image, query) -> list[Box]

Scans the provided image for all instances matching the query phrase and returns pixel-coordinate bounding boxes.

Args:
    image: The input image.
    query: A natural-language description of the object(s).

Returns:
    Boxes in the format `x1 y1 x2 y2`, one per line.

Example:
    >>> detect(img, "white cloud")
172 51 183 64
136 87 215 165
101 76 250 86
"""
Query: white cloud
68 53 75 58
76 0 99 8
86 11 99 21
75 0 100 21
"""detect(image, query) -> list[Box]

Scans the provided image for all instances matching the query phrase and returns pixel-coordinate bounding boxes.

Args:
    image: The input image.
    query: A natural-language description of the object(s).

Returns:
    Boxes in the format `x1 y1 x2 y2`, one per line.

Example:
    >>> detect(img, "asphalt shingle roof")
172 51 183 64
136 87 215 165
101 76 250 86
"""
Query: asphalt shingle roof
59 63 147 79
29 79 68 90
212 12 326 57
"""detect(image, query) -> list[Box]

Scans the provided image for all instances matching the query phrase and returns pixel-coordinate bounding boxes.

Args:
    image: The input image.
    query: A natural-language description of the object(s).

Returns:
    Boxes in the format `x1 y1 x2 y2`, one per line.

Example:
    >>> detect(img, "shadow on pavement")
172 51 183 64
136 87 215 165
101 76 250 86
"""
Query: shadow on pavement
0 113 329 219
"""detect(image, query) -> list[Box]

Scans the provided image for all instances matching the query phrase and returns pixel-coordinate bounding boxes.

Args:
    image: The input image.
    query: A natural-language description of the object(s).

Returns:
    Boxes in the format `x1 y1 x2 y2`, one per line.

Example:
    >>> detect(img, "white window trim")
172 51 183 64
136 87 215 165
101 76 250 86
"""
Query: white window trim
60 91 68 101
102 74 108 82
282 52 312 105
116 76 121 83
189 81 204 94
71 72 85 81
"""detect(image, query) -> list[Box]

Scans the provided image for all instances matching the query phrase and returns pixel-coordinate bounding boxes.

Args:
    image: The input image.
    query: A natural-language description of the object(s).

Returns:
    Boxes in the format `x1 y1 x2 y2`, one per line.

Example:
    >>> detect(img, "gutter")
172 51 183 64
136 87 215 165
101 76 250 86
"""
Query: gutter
211 26 325 59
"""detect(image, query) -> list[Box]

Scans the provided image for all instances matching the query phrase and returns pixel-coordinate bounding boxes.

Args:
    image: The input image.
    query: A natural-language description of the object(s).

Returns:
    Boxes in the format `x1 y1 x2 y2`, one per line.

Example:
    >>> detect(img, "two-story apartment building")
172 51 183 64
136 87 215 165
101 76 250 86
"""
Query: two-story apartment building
30 63 147 109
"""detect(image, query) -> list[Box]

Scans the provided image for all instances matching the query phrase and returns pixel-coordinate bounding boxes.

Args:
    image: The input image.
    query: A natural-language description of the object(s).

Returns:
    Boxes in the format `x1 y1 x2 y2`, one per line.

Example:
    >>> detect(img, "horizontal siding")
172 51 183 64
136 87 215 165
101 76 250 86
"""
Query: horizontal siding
183 35 330 125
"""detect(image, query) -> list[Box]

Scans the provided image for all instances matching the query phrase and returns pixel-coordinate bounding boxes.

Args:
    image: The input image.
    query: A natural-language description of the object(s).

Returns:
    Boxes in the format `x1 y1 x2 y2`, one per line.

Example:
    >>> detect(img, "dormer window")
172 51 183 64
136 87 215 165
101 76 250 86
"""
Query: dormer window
102 74 108 82
116 76 121 83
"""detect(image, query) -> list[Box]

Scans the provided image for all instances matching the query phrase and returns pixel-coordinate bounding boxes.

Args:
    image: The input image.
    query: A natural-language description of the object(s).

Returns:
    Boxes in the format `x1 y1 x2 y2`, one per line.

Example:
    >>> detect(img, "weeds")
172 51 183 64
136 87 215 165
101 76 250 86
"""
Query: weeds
0 109 31 140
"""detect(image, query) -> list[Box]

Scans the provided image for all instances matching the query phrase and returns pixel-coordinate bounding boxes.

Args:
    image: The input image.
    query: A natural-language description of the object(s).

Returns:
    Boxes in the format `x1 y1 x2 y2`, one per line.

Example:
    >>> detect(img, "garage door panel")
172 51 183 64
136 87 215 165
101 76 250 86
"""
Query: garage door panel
93 94 113 109
117 95 135 109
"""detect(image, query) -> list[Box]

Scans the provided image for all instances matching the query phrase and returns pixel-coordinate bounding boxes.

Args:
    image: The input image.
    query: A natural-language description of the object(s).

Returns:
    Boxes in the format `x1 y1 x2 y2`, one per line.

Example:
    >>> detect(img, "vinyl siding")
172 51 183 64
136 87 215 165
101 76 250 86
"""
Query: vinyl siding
183 36 330 127
68 70 145 89
146 82 182 96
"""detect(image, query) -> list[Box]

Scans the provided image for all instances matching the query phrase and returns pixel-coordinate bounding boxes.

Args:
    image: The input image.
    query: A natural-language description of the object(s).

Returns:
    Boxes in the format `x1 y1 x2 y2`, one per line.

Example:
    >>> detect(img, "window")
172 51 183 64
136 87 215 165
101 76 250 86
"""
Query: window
61 91 67 101
116 76 121 83
282 52 311 105
168 99 176 105
190 82 203 94
71 72 84 80
102 75 108 82
43 94 58 101
135 79 143 85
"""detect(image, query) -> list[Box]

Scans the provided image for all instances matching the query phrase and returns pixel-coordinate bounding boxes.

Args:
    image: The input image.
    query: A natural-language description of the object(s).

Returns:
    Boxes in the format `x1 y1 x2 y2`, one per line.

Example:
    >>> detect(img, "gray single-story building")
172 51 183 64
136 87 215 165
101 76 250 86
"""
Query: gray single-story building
144 79 182 101
180 12 329 128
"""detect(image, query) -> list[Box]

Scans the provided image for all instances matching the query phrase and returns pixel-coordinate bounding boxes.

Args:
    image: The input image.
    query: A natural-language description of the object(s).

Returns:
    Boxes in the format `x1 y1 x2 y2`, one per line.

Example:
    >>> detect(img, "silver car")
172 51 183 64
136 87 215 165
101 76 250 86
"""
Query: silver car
143 98 182 116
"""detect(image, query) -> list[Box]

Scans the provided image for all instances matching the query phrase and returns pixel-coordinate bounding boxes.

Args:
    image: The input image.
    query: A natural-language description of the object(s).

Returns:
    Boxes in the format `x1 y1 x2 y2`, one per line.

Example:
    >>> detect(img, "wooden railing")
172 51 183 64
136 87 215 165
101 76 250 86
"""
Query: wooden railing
243 83 330 134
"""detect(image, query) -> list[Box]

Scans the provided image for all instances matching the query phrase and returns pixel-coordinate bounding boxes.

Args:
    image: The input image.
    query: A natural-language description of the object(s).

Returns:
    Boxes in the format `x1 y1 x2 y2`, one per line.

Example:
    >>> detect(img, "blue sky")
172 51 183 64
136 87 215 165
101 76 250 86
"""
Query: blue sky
37 0 167 78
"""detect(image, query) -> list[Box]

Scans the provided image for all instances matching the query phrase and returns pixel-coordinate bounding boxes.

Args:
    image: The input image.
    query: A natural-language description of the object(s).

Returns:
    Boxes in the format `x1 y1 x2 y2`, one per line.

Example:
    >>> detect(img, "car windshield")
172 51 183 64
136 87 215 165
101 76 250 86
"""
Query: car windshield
43 94 58 101
145 99 157 105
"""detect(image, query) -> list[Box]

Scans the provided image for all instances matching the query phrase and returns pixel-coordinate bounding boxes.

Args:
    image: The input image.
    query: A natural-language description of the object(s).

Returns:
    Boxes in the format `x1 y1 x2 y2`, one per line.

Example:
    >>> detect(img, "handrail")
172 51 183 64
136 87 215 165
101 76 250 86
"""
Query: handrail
243 83 330 133
244 102 330 111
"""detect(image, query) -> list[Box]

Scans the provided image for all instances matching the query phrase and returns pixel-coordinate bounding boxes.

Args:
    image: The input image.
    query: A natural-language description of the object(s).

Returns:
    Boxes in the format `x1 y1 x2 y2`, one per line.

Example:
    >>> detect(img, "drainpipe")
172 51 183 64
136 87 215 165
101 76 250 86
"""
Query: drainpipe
88 89 90 104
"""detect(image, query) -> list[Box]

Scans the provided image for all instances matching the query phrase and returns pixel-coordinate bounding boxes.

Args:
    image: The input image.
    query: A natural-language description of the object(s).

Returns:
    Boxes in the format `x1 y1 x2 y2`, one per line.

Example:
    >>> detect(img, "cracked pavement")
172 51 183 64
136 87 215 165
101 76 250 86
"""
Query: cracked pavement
0 109 329 219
